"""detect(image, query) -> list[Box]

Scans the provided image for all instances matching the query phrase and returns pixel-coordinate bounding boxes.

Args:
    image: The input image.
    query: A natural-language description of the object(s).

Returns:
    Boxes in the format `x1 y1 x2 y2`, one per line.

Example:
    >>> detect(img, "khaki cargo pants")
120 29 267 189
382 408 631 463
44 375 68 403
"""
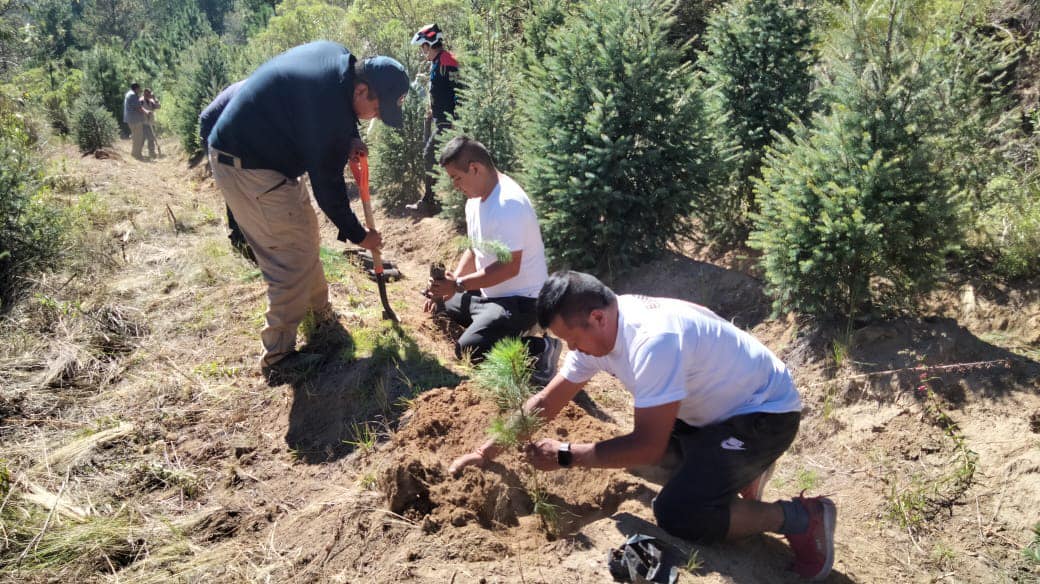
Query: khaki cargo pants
209 149 331 367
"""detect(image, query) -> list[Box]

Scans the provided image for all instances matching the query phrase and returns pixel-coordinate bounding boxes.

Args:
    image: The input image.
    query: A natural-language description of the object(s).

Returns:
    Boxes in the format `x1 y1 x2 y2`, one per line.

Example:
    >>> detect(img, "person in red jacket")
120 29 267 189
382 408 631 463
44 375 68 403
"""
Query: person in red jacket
407 23 460 215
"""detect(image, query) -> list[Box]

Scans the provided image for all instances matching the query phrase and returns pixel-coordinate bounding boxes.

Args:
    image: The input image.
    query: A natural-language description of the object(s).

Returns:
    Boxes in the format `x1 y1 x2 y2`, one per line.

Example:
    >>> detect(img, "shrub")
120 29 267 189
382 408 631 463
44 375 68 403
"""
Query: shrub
749 0 959 321
974 176 1040 279
0 101 63 312
697 0 816 245
170 36 233 156
518 0 714 275
370 83 428 211
71 93 118 153
82 45 127 131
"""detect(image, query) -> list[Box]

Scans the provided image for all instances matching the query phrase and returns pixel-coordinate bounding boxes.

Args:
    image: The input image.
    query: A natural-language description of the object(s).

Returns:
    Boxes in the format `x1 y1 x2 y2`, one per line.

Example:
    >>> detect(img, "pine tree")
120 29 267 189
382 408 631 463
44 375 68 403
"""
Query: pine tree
82 44 127 132
518 0 713 275
370 83 428 210
749 0 958 322
697 0 816 245
171 36 232 156
71 92 118 153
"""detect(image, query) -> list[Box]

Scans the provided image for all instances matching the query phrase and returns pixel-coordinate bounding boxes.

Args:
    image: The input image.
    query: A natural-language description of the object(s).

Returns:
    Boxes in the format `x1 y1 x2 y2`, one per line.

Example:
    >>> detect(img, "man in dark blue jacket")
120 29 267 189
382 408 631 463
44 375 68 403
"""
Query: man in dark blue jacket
207 41 409 376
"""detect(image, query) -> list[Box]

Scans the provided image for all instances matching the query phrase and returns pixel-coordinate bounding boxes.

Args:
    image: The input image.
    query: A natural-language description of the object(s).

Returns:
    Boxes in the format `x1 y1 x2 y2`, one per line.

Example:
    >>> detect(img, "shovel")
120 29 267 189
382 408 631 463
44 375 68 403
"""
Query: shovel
349 153 399 322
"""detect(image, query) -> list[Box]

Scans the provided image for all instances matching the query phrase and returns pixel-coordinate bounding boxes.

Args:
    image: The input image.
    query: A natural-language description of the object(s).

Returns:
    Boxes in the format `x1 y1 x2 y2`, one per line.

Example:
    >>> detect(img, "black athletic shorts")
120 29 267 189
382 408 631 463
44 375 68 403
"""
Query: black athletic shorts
651 410 801 543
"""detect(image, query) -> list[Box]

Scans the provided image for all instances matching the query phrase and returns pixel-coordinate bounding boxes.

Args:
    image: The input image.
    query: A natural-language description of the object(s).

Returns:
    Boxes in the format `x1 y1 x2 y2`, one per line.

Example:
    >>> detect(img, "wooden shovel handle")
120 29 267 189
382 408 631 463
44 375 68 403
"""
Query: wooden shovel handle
348 154 383 275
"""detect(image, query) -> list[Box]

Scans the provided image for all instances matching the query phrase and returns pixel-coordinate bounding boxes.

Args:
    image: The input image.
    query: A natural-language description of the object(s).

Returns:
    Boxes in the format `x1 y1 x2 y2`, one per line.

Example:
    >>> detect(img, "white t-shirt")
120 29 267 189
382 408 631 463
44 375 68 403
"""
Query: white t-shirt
559 295 802 427
465 173 548 299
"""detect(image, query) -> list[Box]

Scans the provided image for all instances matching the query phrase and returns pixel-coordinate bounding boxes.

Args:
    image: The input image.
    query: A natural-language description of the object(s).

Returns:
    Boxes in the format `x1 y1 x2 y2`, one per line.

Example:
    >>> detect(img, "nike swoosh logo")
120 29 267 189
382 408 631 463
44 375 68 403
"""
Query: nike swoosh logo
721 437 746 451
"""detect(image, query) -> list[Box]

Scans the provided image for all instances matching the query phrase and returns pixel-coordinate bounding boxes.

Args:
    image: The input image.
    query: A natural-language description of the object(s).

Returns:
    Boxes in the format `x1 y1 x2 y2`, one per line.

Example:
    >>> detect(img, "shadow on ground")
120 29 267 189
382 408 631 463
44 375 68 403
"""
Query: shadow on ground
283 319 460 464
613 252 770 329
788 316 1040 405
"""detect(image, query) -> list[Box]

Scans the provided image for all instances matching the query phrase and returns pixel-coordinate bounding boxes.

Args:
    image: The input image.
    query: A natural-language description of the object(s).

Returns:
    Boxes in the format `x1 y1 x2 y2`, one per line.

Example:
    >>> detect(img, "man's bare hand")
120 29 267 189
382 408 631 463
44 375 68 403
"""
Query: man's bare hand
525 438 565 471
428 270 459 299
348 138 368 162
358 228 382 251
448 451 487 476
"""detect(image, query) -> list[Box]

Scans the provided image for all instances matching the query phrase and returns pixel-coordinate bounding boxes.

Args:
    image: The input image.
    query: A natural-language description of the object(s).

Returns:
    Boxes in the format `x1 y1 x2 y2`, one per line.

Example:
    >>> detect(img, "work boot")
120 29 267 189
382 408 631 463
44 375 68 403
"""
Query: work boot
530 336 563 387
261 351 323 385
406 194 441 215
785 494 837 581
739 462 776 501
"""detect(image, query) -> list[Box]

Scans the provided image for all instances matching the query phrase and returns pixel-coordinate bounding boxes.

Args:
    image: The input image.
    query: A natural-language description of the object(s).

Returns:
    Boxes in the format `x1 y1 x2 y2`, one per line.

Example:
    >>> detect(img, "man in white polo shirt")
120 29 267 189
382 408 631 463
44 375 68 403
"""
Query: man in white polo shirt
449 270 836 581
424 136 561 383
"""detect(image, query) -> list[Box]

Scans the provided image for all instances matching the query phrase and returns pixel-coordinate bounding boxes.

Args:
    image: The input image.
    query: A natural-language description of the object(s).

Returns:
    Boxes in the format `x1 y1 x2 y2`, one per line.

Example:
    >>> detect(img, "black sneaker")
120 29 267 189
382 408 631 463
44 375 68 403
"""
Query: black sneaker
530 336 563 387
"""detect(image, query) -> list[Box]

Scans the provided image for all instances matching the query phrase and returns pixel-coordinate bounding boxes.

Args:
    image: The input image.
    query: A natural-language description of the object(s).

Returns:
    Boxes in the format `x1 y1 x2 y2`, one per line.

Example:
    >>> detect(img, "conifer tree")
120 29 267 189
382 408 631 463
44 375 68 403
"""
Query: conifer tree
370 83 428 210
519 0 713 274
171 37 232 155
698 0 816 245
82 45 127 131
750 0 957 321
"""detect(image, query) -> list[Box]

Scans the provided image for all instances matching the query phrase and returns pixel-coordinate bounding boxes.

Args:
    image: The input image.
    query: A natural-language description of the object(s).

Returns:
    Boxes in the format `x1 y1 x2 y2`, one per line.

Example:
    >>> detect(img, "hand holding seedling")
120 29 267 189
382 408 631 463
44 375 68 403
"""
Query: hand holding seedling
525 438 567 471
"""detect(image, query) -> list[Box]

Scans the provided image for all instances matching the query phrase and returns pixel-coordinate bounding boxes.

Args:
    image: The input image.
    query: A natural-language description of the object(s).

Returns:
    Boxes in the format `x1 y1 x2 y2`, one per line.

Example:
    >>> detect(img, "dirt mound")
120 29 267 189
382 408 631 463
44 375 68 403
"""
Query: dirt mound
377 386 645 545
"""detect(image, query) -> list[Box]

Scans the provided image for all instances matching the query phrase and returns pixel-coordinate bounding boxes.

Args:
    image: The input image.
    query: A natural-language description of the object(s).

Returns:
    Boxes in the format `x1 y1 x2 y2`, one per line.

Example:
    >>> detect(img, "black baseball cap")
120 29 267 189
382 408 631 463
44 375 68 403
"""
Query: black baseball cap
361 56 409 129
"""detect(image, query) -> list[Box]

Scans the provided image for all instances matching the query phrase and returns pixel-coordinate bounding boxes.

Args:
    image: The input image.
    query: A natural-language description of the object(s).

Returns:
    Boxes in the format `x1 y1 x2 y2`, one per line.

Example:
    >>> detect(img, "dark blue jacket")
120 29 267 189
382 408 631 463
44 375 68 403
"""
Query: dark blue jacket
430 50 459 122
199 80 246 146
209 41 366 244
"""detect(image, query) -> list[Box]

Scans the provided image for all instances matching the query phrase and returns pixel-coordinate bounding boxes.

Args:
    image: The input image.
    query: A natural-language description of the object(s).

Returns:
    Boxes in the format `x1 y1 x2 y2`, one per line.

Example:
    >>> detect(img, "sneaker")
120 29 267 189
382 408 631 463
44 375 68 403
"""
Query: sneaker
405 196 441 215
530 336 563 387
739 462 776 501
785 494 837 581
261 351 323 384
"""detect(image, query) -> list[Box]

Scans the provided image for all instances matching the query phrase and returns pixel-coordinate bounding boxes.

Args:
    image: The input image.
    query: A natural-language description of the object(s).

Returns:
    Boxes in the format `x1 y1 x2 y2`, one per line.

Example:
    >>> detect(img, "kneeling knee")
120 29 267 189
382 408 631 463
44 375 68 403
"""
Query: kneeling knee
652 495 728 544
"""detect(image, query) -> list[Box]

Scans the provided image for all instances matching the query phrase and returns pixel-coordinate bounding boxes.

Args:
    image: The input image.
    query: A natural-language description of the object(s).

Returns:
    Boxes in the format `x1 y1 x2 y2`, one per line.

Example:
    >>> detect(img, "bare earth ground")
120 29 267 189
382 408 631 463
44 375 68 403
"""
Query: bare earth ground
0 136 1038 583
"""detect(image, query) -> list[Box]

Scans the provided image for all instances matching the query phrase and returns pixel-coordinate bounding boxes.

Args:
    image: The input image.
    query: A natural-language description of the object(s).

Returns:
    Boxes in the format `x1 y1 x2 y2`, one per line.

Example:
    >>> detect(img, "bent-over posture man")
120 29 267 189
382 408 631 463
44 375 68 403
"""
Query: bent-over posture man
424 136 561 383
450 271 836 581
208 41 409 376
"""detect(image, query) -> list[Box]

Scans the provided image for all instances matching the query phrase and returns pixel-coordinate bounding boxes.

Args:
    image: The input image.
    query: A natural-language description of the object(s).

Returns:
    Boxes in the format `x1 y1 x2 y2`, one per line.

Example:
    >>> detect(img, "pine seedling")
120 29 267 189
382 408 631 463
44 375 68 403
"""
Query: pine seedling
473 338 543 446
454 236 513 265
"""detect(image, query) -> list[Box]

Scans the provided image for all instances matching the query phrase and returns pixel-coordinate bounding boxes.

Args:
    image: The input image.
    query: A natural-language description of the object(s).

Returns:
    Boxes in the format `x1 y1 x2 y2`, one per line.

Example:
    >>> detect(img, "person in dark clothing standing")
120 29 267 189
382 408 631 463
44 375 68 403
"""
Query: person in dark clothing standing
407 23 460 214
198 80 253 261
207 41 409 376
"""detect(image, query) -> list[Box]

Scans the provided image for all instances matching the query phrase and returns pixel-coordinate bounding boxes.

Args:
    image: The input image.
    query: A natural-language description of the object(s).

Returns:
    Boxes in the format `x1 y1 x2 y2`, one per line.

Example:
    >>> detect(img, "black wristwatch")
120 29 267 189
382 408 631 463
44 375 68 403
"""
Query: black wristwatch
557 442 572 468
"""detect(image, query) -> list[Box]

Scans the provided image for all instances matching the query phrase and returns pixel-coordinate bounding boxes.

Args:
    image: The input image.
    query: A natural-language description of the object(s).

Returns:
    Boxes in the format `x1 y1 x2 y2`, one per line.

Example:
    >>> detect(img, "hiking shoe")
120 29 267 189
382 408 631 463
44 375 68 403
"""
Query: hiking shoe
739 462 776 501
405 196 441 215
261 351 323 384
785 494 836 581
530 336 563 387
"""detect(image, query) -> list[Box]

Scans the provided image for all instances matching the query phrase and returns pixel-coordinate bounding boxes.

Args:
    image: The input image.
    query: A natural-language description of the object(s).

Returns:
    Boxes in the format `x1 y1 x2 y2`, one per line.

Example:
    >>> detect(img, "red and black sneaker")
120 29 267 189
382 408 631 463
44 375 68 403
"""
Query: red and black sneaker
785 493 836 581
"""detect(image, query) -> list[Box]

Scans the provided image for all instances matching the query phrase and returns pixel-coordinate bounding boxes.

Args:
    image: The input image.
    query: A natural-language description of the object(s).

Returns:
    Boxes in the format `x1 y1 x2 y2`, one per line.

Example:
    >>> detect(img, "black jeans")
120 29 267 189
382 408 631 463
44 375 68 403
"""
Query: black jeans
423 118 452 200
443 292 538 361
652 411 801 543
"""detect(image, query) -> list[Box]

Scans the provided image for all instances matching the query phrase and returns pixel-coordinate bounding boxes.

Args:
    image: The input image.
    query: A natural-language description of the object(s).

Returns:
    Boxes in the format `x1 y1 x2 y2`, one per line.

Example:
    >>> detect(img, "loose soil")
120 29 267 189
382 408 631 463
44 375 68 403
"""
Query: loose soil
0 136 1038 583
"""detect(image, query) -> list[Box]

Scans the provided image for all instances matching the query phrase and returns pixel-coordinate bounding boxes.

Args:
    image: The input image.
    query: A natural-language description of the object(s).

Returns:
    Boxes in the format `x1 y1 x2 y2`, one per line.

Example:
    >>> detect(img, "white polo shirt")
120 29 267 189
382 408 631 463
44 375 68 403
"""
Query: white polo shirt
465 173 547 299
559 295 802 427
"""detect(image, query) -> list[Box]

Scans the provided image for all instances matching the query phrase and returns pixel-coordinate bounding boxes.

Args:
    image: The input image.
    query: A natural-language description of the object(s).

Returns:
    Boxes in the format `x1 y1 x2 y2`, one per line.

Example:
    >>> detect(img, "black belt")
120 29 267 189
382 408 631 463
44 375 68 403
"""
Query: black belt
216 152 242 168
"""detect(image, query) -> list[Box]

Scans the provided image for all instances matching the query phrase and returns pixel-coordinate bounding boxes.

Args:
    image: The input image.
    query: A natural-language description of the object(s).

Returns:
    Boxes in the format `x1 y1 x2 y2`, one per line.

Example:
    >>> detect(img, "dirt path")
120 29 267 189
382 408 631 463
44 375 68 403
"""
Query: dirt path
1 135 1038 583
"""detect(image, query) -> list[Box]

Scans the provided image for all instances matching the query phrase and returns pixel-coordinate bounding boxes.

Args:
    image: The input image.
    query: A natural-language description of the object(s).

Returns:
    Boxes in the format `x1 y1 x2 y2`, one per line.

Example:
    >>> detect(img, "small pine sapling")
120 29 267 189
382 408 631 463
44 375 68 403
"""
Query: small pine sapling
472 337 559 534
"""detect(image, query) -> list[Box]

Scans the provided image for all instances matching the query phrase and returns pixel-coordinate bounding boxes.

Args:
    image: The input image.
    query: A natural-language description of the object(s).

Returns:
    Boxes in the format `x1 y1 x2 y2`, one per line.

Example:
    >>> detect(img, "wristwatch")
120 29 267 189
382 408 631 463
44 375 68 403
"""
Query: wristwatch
557 442 572 468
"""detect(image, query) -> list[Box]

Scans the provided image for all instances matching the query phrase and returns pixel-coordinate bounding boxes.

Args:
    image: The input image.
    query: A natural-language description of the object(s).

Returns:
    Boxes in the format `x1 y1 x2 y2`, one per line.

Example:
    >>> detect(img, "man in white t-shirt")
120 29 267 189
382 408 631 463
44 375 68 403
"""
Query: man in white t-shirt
424 136 561 383
449 271 837 581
